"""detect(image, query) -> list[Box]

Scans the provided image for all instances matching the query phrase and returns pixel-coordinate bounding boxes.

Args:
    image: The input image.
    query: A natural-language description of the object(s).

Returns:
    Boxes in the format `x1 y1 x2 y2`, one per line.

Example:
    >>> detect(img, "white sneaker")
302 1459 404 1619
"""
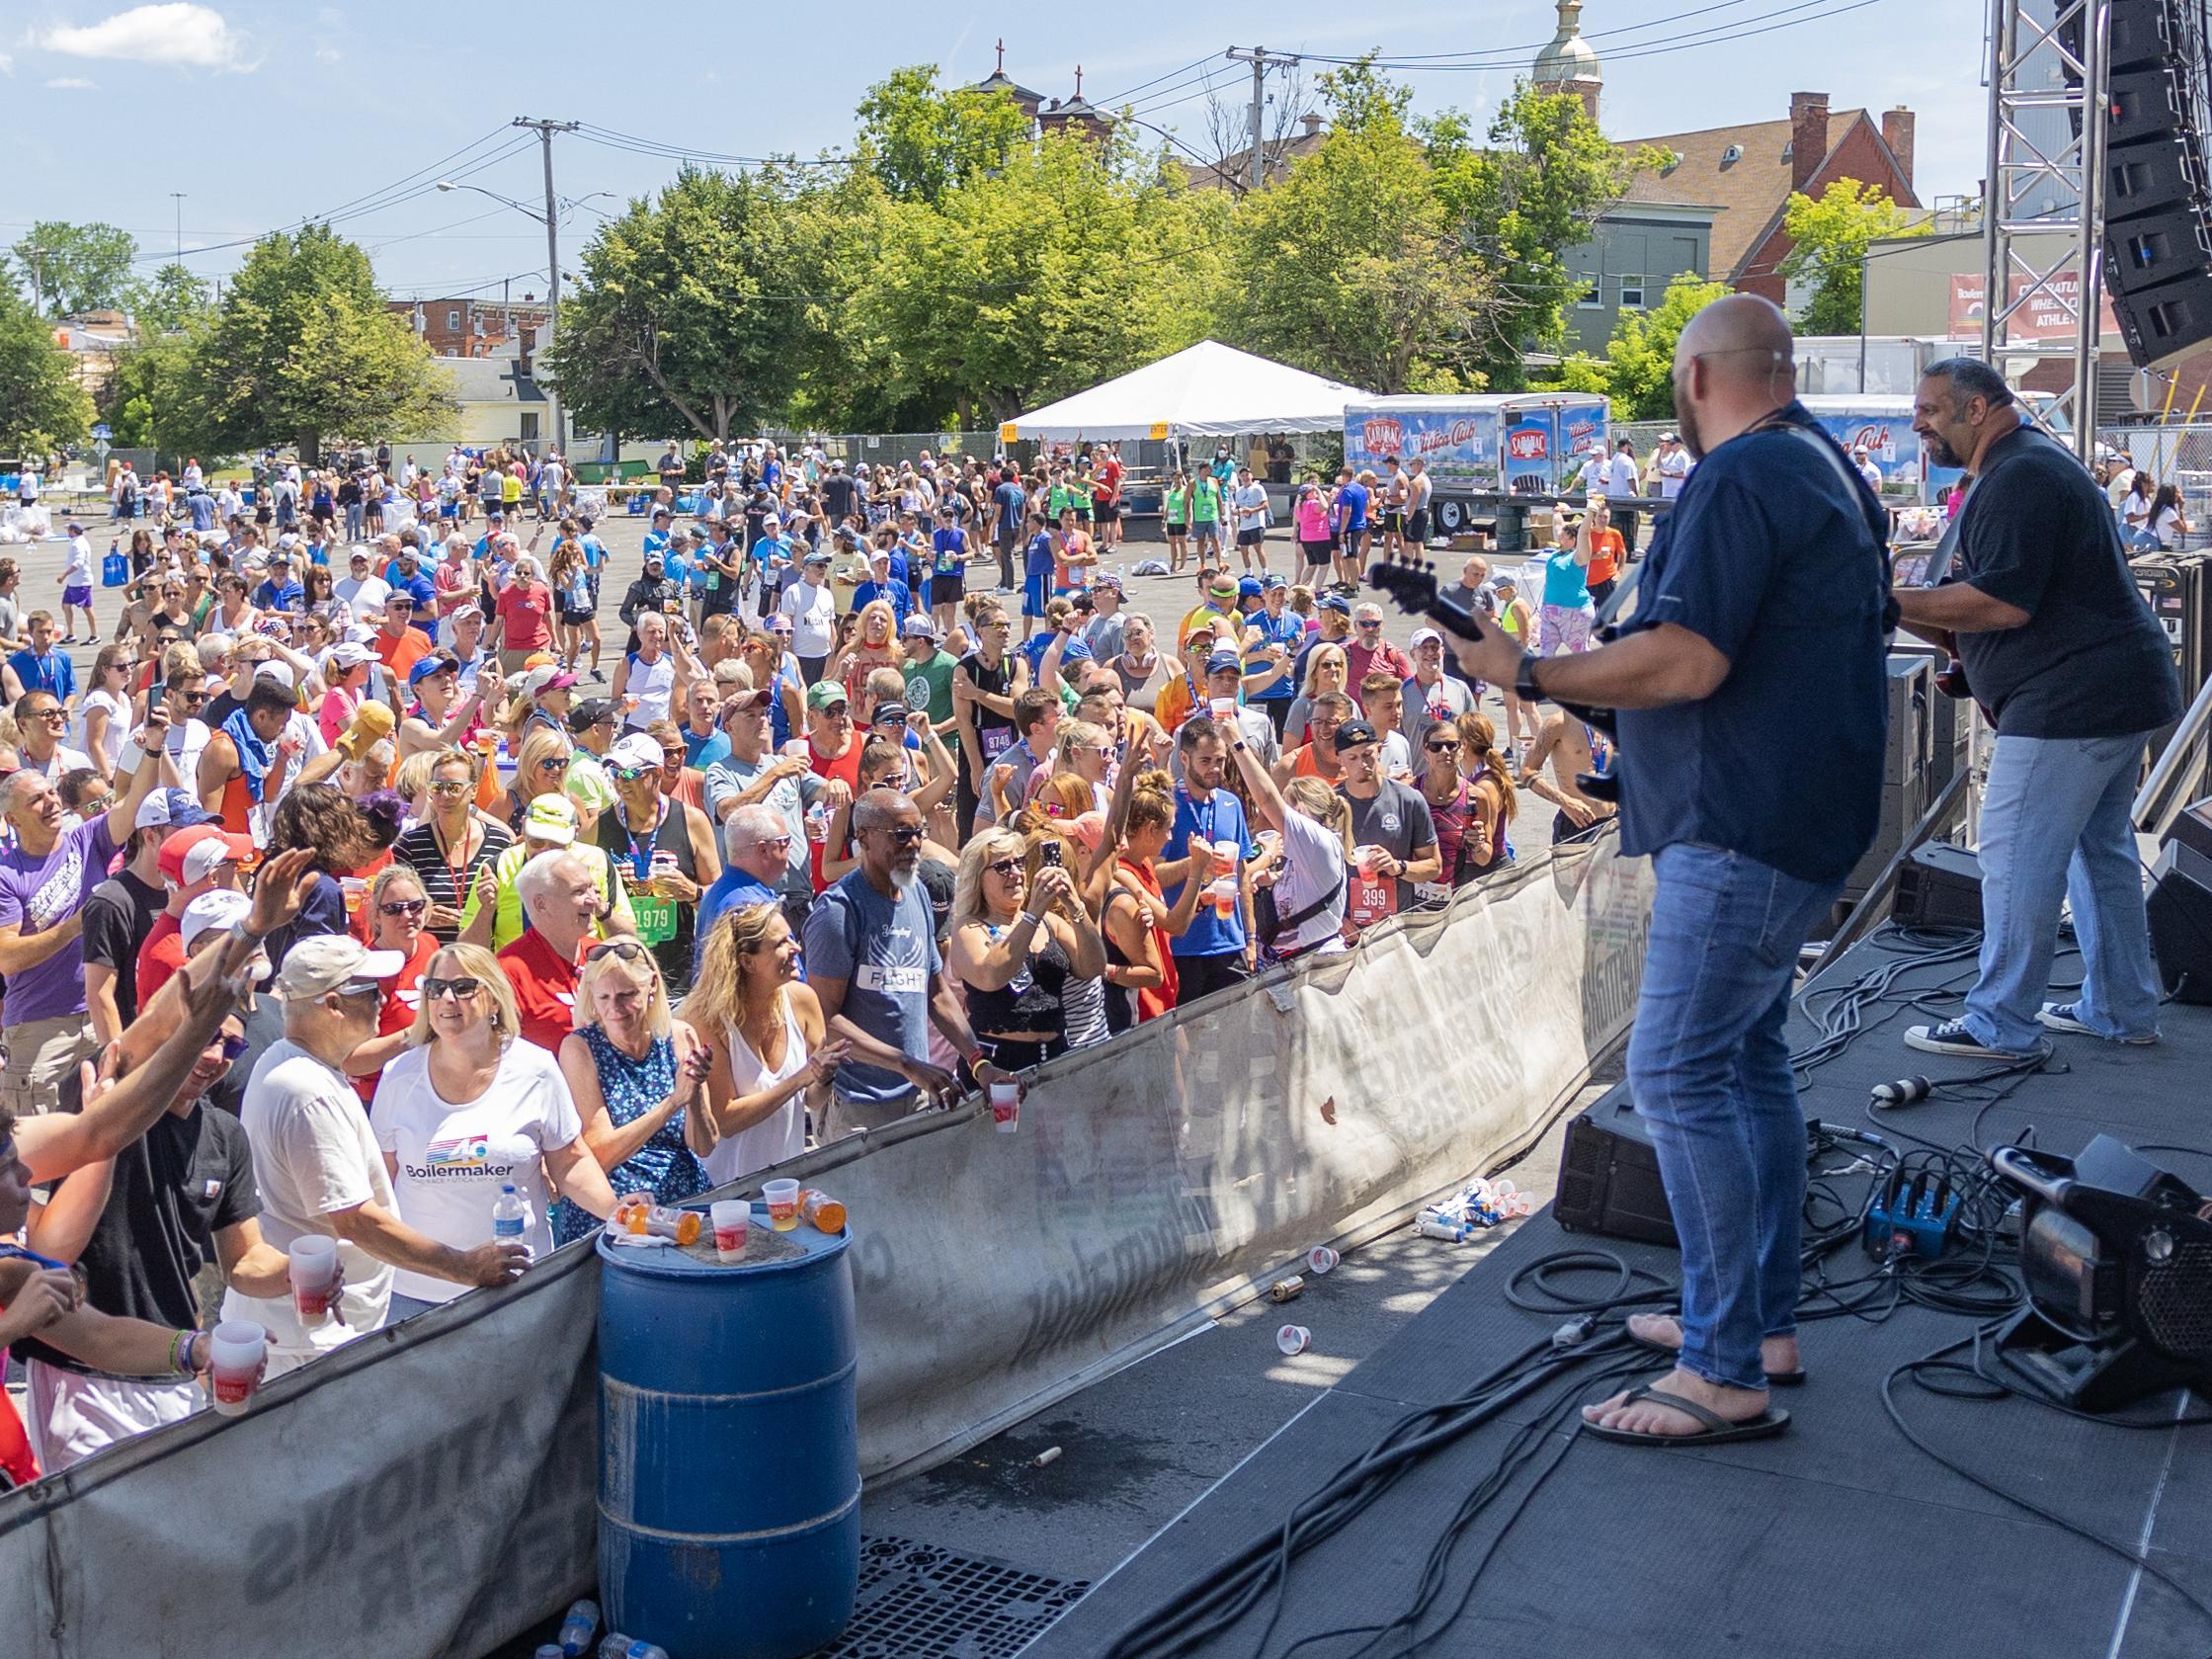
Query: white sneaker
2037 1002 2158 1044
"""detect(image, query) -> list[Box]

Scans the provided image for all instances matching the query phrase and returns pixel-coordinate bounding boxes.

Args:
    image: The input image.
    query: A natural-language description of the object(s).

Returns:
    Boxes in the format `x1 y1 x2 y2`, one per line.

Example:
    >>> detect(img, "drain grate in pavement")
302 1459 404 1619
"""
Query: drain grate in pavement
813 1536 1090 1659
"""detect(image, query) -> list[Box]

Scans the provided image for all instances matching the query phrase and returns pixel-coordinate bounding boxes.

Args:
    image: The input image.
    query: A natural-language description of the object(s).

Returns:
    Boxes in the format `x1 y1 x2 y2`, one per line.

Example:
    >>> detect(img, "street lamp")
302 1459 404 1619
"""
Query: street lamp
431 178 610 456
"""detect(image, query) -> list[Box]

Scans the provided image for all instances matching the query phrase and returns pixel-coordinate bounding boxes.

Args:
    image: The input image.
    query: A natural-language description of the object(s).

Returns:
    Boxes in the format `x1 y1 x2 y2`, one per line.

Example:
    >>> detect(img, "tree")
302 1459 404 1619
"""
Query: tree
180 224 452 462
546 169 807 445
838 129 1219 425
1778 180 1927 335
0 287 94 453
1217 62 1490 392
1552 272 1732 419
10 221 138 316
854 66 1032 204
125 262 215 335
1430 84 1656 386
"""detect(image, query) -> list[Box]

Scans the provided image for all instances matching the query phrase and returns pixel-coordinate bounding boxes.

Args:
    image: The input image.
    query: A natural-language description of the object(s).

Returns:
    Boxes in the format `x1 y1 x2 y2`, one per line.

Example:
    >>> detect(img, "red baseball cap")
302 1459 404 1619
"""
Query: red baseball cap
158 825 256 889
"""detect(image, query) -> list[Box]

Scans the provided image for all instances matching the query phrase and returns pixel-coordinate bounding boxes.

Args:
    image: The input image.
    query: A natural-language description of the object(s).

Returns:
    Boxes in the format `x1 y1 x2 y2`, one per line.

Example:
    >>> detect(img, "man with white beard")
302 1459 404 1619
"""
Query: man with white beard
799 788 1018 1139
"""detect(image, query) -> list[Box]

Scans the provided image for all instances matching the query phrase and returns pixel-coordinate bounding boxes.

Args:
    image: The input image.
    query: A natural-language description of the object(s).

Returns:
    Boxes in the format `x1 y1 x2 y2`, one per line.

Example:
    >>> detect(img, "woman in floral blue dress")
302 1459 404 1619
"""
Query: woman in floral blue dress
551 938 716 1245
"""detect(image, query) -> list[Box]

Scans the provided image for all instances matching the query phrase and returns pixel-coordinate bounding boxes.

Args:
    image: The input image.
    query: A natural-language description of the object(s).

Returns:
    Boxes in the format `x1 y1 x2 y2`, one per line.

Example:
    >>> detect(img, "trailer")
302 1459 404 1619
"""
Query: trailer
1797 395 1963 503
1343 393 1610 537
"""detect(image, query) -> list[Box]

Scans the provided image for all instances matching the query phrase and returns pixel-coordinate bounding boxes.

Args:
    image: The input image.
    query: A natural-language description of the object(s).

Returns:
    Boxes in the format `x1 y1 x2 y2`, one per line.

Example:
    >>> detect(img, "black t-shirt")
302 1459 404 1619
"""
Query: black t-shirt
81 871 167 1028
16 1102 259 1377
821 475 860 522
1947 423 2184 738
204 689 246 731
208 990 285 1121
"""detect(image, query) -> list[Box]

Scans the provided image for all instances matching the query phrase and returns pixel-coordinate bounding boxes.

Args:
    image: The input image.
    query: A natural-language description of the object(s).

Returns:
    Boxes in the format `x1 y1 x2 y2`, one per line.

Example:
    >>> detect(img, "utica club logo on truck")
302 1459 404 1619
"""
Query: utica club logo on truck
1357 417 1482 458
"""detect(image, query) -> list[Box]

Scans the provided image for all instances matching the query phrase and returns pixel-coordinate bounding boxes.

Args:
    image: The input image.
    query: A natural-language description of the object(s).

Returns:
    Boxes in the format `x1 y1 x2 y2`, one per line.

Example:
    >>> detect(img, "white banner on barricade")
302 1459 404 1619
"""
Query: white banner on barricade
0 835 1651 1659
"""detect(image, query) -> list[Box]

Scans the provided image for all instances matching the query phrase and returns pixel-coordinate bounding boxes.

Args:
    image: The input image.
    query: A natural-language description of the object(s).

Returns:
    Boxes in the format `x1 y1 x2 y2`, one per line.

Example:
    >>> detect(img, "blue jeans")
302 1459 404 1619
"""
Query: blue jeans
1965 730 2164 1050
1627 844 1839 1392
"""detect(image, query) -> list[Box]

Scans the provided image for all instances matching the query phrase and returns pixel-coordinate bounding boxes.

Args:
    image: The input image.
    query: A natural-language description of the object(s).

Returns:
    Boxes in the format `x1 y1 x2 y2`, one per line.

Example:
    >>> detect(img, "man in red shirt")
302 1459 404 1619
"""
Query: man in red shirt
496 849 598 1052
1345 601 1413 688
1092 445 1125 552
136 823 256 1008
803 681 862 891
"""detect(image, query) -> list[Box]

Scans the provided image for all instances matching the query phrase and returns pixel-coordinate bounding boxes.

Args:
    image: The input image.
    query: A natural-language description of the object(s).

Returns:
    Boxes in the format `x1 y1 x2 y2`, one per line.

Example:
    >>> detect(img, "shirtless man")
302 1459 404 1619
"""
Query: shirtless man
1517 706 1617 846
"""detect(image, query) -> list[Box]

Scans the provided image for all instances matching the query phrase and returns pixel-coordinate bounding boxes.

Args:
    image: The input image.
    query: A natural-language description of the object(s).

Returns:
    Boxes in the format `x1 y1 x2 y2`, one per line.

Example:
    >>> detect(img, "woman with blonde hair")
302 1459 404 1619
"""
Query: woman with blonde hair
1229 732 1351 961
394 745 515 939
681 903 847 1184
370 944 621 1318
488 723 573 833
1042 718 1112 813
550 939 714 1245
1452 709 1516 874
1099 770 1211 1030
343 863 441 1102
947 825 1106 1073
835 598 899 702
1283 641 1349 749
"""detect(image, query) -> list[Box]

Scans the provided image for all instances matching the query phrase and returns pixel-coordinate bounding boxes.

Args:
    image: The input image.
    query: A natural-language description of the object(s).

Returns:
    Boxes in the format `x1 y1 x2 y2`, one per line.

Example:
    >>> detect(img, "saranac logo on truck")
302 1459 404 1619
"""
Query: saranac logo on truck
1357 416 1482 457
1507 429 1549 460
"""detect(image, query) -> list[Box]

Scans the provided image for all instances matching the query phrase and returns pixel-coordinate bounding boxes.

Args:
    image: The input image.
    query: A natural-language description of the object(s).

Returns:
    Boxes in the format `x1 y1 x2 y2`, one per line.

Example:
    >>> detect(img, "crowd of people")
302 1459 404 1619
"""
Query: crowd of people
0 431 1594 1487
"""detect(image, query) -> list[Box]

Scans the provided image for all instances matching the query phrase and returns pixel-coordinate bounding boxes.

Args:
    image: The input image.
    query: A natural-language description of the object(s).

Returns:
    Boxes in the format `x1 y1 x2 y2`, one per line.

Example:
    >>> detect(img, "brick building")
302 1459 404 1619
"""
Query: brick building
391 295 550 362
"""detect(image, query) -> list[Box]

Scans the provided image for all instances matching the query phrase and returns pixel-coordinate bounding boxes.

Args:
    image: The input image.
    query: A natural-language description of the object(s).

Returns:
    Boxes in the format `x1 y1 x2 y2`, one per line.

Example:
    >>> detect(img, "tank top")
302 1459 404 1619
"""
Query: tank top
1105 864 1179 1031
959 651 1017 784
622 650 676 729
704 994 811 1185
1498 599 1525 640
597 799 698 991
965 922 1070 1038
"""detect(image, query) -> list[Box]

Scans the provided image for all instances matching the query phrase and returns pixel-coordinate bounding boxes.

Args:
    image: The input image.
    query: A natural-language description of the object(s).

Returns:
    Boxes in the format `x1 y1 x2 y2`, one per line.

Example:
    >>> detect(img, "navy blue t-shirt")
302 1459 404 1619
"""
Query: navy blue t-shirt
1614 406 1888 885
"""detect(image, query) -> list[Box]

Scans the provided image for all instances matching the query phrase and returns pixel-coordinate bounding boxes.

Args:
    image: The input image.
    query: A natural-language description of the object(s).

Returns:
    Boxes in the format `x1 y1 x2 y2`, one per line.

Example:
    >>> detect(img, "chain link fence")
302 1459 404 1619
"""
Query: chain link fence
2104 424 2212 550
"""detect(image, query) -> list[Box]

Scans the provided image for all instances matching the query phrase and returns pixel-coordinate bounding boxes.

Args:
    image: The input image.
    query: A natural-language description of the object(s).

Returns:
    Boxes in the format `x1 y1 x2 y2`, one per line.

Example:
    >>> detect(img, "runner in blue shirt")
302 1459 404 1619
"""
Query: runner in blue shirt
851 548 913 627
1242 573 1305 737
929 506 971 632
1020 510 1056 640
641 508 673 566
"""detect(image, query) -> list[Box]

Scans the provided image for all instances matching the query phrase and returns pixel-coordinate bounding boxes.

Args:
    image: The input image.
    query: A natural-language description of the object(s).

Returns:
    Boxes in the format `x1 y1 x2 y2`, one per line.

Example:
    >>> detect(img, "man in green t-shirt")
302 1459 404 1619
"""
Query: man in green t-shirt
899 615 958 724
1191 471 1224 564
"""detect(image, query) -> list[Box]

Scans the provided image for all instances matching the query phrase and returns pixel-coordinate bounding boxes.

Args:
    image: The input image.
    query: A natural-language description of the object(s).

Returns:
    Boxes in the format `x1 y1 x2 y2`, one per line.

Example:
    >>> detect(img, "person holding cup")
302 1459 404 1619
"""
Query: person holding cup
370 945 623 1319
947 828 1106 1074
14 1002 297 1472
549 941 714 1246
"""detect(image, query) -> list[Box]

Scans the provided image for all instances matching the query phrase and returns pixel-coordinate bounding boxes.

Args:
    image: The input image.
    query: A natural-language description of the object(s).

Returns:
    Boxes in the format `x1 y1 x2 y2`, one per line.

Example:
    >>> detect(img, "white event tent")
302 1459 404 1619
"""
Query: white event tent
1003 340 1370 442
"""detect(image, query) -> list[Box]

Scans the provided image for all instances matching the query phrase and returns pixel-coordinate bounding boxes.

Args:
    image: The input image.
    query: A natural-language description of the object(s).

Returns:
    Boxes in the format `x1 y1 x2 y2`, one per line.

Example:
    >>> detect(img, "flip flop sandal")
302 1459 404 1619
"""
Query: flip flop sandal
1625 1319 1807 1387
1581 1385 1791 1447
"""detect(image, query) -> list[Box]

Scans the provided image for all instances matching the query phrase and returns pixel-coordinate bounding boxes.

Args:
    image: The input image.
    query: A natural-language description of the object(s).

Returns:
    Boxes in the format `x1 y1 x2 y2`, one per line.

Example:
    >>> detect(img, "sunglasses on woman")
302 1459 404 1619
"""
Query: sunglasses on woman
428 779 469 796
984 857 1024 878
534 754 572 775
379 897 428 917
421 976 483 1002
1424 738 1458 754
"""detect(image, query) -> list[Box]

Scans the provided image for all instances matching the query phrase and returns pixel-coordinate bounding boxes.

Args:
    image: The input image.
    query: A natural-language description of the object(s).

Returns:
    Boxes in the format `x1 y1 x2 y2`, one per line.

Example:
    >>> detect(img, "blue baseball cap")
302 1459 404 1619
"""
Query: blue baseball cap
136 787 213 831
1237 576 1265 600
1205 648 1242 675
1263 572 1287 589
1318 594 1352 615
1060 637 1095 661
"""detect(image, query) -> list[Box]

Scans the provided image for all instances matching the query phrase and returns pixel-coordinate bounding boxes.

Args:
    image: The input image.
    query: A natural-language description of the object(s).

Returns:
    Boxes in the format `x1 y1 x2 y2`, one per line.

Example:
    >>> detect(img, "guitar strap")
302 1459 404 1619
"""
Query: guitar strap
1916 490 1970 588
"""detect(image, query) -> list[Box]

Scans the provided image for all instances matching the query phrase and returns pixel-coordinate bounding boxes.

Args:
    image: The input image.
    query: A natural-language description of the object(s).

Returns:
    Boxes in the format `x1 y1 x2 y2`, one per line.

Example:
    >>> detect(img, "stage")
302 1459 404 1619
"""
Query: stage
1013 925 2212 1659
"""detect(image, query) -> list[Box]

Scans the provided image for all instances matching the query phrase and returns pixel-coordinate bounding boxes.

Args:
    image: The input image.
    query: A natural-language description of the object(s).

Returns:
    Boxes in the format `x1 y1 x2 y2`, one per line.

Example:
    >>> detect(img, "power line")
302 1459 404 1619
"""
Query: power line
1298 0 1880 71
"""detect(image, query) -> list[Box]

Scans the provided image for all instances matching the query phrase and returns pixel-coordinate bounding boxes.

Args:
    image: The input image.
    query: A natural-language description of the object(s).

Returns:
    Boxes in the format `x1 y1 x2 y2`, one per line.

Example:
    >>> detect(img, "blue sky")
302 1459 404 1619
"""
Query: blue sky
0 0 1986 301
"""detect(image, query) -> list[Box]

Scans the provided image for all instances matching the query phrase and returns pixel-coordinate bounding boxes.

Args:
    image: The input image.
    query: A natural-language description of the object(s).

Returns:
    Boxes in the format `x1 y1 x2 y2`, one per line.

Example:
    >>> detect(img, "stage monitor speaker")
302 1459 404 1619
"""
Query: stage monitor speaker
1894 841 1985 932
1555 1082 1678 1248
2146 838 2212 1003
2167 793 2212 862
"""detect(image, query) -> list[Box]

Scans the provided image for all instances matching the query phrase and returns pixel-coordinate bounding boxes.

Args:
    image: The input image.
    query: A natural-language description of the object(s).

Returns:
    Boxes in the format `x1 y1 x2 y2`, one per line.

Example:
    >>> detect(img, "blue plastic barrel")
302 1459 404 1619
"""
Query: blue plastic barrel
597 1203 860 1659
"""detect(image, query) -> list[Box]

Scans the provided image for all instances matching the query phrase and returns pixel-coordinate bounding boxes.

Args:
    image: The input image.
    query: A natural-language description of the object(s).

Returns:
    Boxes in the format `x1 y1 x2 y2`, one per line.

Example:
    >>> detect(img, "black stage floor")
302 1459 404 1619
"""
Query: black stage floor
1033 927 2212 1659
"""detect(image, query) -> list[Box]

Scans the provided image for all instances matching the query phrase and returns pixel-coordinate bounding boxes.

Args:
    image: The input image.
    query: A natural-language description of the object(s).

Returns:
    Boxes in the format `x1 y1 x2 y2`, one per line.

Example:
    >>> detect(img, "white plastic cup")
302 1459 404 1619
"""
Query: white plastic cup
1208 876 1237 921
288 1236 339 1326
1276 1324 1311 1356
1209 696 1237 722
209 1320 267 1417
1307 1246 1340 1276
990 1081 1021 1134
1212 838 1239 869
1355 844 1384 880
764 1178 801 1232
710 1200 749 1263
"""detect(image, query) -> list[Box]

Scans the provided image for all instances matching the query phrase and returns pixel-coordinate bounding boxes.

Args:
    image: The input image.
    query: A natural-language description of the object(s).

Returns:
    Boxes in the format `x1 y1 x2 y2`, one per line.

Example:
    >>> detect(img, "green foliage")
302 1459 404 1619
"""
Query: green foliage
0 286 94 453
545 168 805 445
181 224 452 462
854 66 1032 204
835 130 1219 425
1217 64 1487 393
10 221 138 316
1778 180 1926 336
1431 85 1655 387
125 262 215 336
1554 272 1731 420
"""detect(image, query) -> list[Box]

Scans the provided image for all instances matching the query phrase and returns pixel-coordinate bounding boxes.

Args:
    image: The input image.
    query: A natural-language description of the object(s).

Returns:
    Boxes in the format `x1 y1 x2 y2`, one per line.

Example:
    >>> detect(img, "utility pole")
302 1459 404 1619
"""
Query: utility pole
1224 46 1299 192
170 193 185 264
513 116 580 456
23 245 48 315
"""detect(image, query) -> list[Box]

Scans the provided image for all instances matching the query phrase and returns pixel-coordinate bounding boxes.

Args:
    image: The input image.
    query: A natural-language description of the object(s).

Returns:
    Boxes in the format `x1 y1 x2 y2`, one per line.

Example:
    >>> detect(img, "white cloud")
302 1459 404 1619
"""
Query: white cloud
314 45 339 61
0 52 13 75
44 76 97 88
35 4 254 71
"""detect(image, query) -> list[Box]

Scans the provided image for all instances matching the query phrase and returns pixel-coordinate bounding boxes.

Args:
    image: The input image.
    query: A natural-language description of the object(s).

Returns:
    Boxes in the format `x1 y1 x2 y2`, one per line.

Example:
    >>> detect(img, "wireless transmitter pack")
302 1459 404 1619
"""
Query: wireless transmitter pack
1862 1166 1962 1260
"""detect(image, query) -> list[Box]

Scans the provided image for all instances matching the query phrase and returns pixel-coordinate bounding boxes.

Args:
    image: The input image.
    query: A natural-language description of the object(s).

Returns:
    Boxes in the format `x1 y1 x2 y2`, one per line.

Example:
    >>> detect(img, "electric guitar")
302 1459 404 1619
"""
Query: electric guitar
1365 558 1620 801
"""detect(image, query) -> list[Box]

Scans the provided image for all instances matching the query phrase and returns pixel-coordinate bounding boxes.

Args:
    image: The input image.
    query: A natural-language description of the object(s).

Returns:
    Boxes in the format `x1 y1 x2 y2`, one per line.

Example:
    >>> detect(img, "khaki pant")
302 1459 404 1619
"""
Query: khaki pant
0 1013 96 1117
822 1089 925 1141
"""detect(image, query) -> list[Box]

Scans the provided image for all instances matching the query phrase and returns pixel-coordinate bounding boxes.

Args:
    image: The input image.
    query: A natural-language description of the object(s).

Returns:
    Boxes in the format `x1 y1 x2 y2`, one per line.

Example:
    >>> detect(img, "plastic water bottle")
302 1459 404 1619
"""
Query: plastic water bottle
558 1601 600 1657
492 1184 532 1258
599 1637 670 1659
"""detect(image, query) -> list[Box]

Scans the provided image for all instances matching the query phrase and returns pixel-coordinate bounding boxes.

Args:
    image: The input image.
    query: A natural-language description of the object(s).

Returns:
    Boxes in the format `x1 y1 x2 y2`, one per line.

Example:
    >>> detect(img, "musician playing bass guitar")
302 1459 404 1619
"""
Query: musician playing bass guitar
1892 359 2179 1061
1446 294 1890 1448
